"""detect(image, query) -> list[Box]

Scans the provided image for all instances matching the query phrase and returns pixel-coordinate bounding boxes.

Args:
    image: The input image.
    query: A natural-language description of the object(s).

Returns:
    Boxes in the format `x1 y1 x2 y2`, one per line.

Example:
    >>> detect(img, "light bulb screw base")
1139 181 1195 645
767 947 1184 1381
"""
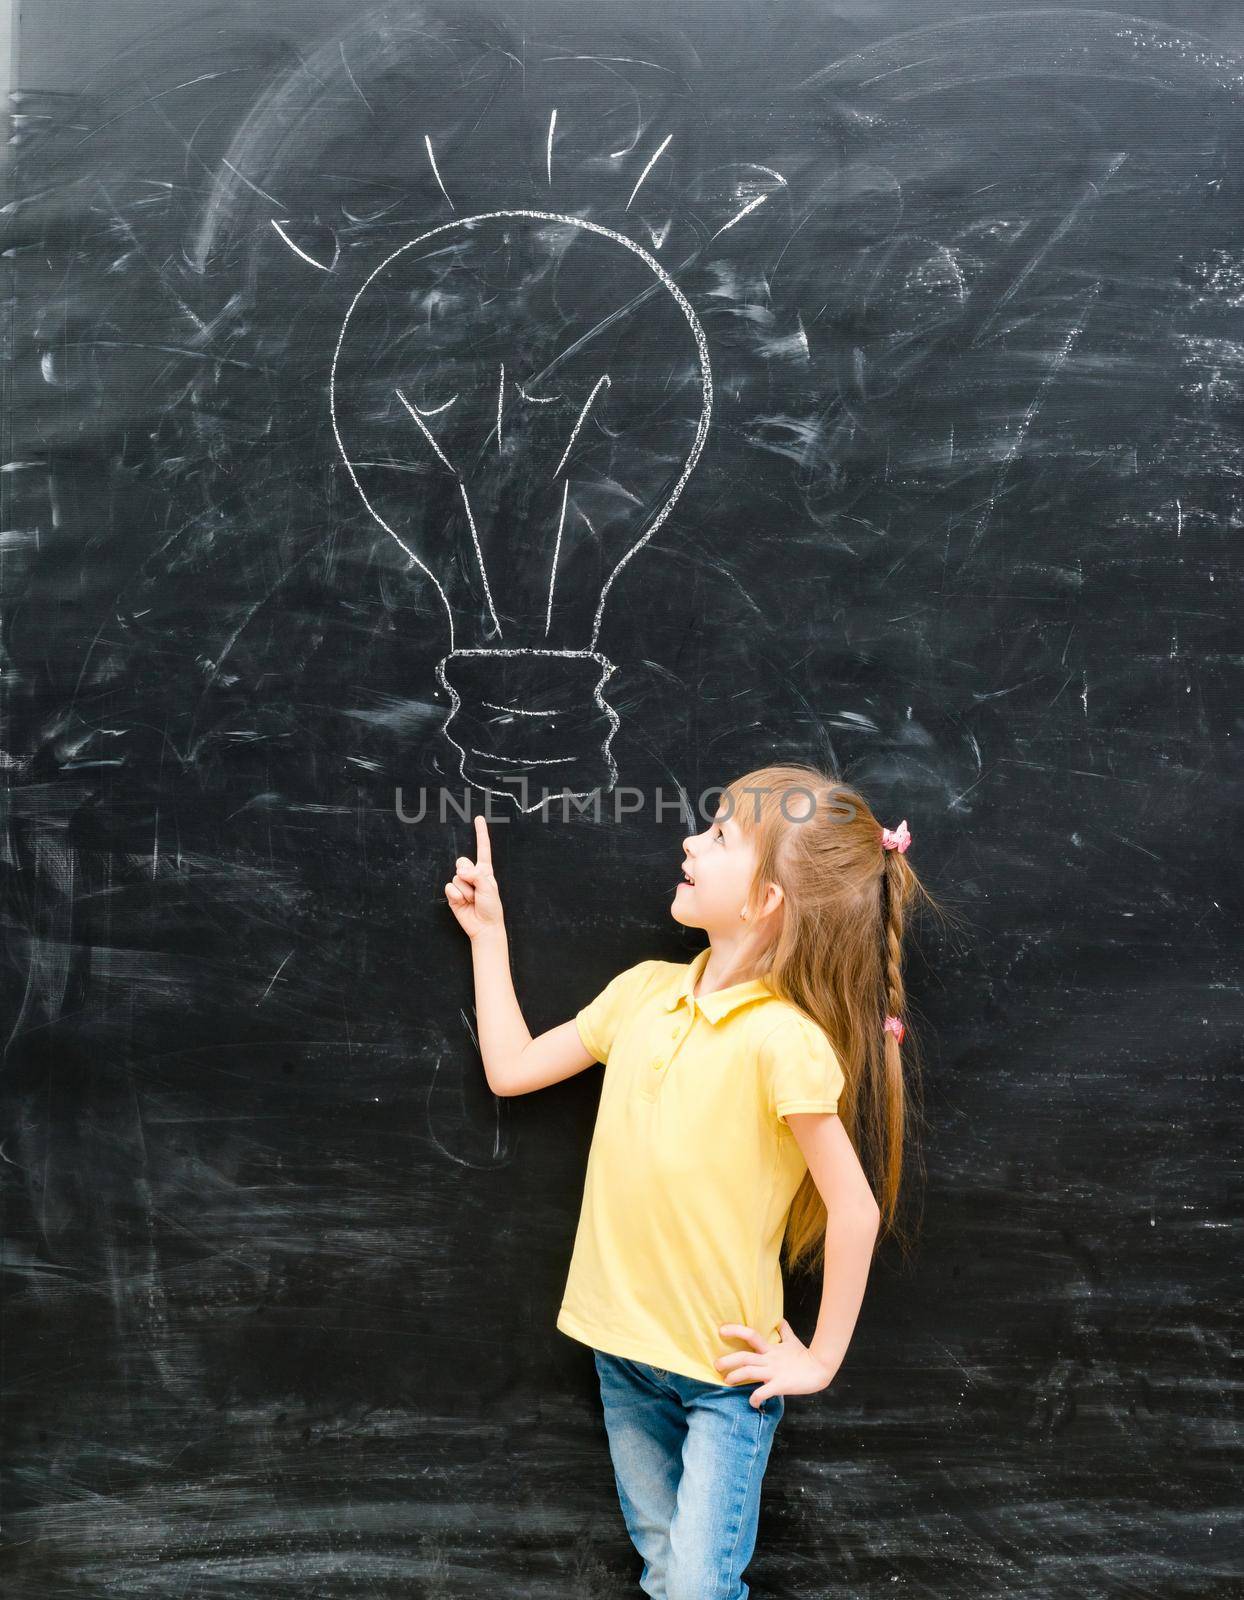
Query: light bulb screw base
436 648 621 813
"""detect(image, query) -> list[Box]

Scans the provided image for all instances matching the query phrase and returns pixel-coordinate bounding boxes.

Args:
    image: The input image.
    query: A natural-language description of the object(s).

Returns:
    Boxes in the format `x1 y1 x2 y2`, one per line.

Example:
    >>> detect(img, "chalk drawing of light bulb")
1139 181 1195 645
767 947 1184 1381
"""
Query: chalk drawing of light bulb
329 210 711 812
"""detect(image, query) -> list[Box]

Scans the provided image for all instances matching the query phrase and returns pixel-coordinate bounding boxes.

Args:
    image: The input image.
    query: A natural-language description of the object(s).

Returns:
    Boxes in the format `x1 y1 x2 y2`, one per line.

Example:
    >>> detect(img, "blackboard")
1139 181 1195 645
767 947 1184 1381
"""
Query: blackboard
2 2 1238 1594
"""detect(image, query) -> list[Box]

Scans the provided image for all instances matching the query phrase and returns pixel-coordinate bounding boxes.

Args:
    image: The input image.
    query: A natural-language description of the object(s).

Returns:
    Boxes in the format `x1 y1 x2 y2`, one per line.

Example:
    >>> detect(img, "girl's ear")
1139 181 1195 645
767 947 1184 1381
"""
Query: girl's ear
760 881 785 918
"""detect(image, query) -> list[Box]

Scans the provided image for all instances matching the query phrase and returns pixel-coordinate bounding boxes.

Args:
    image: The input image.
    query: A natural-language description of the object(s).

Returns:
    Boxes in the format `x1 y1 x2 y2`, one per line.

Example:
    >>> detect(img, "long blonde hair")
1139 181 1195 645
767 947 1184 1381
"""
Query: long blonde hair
718 764 946 1276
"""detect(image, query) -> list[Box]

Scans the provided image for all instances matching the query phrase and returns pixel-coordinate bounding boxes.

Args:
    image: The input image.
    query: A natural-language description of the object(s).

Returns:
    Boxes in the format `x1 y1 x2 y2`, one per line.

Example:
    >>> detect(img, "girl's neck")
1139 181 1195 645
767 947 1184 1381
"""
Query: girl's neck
694 939 763 998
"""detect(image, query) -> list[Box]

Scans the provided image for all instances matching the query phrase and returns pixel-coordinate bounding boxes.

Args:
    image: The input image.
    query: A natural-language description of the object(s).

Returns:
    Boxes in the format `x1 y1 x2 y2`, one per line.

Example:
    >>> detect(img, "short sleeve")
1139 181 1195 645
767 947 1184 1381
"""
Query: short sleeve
574 960 659 1064
759 1014 846 1124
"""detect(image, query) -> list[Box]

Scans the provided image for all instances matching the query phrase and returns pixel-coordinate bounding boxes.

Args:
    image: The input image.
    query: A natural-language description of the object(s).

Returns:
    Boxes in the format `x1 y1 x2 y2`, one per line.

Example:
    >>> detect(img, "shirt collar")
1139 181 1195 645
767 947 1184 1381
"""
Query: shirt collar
663 946 774 1023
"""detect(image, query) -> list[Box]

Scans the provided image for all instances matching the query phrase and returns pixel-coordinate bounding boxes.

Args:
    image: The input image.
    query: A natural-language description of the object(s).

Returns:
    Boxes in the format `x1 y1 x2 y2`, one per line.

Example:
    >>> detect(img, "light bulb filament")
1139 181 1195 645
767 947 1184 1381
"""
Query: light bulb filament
394 385 503 639
551 373 611 480
395 387 456 474
456 481 503 640
401 392 458 418
545 479 570 637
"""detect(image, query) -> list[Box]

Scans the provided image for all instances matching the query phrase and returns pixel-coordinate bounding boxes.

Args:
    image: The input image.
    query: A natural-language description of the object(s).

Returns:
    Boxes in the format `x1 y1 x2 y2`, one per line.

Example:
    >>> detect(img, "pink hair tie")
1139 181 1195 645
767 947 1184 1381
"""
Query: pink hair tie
884 1015 906 1044
881 818 912 853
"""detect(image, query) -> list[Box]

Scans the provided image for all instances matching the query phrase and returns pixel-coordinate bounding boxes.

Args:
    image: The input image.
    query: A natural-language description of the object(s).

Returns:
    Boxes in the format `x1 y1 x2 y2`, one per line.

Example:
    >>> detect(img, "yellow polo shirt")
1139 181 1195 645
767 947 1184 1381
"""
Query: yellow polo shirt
556 946 846 1385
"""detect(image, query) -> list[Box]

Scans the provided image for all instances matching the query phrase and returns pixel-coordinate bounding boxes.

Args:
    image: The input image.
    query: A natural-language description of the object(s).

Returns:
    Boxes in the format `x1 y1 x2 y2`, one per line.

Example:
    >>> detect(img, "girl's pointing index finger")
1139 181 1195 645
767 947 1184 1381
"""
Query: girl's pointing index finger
474 813 492 865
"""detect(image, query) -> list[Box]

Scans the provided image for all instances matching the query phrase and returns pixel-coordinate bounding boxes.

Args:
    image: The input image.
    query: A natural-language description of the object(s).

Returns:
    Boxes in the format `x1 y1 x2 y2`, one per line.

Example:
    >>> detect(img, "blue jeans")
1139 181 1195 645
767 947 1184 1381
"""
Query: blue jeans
593 1349 785 1600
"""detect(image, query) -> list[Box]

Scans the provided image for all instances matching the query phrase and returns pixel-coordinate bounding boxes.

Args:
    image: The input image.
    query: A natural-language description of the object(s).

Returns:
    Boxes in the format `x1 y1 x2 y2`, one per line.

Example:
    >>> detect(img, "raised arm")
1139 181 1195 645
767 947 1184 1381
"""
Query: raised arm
446 815 597 1097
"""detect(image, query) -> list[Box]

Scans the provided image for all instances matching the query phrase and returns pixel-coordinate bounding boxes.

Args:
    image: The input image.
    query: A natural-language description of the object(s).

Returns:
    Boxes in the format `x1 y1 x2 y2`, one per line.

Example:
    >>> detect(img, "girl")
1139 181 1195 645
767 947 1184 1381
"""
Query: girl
444 764 936 1600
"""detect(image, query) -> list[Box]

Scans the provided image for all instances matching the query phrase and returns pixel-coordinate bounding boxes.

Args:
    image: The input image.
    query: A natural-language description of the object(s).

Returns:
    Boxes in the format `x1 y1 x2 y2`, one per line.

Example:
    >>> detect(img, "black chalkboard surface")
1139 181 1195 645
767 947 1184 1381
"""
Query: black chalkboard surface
2 2 1239 1594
